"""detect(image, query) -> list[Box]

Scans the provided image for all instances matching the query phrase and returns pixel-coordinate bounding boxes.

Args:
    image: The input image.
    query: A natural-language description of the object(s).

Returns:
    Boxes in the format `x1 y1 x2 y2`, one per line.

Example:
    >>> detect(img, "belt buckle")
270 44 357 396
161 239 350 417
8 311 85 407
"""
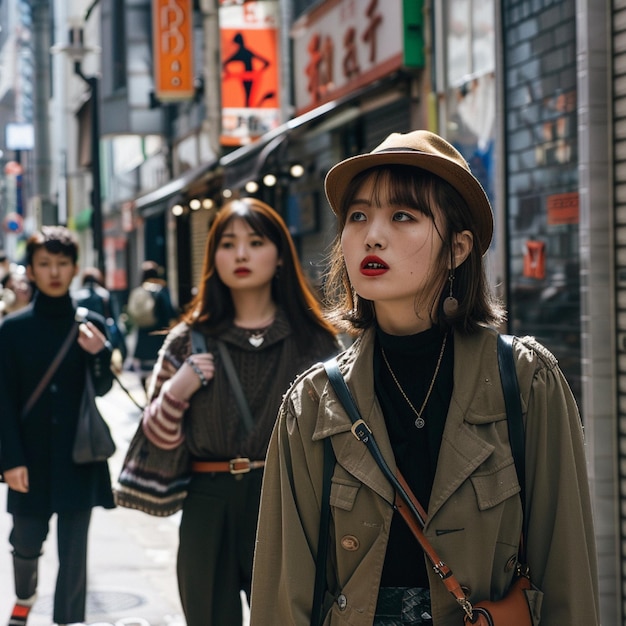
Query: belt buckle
229 457 251 474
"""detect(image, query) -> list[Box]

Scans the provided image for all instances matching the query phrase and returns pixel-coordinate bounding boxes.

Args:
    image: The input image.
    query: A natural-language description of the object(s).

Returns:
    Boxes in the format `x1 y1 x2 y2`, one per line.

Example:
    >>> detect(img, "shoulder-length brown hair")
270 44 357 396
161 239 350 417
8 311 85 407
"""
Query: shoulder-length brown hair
181 197 337 346
324 165 505 335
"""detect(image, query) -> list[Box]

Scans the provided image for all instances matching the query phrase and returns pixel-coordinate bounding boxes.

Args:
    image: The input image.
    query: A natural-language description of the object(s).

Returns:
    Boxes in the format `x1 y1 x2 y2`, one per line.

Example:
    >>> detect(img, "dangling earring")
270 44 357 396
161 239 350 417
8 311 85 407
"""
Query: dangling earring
443 269 459 316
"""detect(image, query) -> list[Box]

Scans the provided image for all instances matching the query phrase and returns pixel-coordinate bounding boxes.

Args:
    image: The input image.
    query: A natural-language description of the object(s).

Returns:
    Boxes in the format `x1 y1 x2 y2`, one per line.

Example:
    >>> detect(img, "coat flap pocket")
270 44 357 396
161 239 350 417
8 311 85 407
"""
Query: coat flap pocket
330 476 361 511
470 461 520 510
464 407 507 425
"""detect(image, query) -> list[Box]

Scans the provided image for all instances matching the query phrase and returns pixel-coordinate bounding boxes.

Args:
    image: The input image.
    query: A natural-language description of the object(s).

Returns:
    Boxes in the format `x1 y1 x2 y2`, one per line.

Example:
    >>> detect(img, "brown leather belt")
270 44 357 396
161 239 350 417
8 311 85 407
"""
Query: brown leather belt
192 458 265 475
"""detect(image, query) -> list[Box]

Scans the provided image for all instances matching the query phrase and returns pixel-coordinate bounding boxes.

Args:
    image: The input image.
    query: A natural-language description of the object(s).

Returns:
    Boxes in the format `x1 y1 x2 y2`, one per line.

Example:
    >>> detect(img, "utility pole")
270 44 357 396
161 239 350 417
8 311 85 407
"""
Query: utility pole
31 0 55 225
52 23 104 275
200 0 222 158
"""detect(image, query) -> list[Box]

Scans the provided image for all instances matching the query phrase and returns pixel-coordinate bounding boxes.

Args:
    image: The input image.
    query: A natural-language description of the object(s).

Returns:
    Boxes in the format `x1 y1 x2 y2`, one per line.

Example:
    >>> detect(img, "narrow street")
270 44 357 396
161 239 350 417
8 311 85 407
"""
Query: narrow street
0 370 251 625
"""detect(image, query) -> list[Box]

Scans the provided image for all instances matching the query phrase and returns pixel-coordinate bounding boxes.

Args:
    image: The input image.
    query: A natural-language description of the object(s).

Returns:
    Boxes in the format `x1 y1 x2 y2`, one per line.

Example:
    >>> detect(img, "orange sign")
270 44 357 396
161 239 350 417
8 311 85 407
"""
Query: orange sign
220 1 281 146
152 0 195 101
547 192 579 225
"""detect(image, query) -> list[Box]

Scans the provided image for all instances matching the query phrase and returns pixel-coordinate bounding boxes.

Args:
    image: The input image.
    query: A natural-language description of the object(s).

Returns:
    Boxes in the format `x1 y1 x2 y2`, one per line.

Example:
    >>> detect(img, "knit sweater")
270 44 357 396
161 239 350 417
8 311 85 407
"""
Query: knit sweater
143 311 339 461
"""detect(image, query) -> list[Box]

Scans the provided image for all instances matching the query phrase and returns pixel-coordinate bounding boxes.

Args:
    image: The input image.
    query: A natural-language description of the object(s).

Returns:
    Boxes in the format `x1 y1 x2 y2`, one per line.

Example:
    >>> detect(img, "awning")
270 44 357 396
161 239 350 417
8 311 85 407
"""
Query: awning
133 157 219 215
218 76 408 190
132 76 406 213
220 98 345 191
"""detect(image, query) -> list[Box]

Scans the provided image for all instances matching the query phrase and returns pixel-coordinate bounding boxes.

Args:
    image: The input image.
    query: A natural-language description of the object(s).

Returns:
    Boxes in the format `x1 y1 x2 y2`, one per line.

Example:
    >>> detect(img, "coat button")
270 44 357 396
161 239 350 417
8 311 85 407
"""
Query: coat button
337 594 347 610
340 535 360 551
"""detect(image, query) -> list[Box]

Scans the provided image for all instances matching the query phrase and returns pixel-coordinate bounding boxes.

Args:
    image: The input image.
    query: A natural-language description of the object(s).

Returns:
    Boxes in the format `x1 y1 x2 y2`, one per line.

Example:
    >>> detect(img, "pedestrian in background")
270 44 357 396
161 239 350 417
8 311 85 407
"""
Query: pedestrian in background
0 226 115 626
250 130 599 625
0 250 10 282
74 267 127 367
128 260 178 390
0 267 33 317
139 198 339 625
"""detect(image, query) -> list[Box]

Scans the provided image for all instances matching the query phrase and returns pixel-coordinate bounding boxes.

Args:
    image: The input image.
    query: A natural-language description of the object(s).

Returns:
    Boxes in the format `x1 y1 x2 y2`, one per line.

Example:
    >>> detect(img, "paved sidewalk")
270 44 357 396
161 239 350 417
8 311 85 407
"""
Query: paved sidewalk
0 371 250 625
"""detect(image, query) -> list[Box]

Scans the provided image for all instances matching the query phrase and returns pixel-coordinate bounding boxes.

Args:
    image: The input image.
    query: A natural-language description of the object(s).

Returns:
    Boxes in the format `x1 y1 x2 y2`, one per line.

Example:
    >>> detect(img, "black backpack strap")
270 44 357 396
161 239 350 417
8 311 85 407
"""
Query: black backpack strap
311 436 335 626
497 334 527 540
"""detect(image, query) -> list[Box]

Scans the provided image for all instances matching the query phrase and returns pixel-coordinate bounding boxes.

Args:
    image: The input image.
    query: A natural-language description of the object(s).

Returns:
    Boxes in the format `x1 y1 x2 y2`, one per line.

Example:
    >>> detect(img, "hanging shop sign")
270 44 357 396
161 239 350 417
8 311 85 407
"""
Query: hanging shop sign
152 0 195 101
219 0 281 147
523 240 546 280
291 0 409 114
547 191 579 225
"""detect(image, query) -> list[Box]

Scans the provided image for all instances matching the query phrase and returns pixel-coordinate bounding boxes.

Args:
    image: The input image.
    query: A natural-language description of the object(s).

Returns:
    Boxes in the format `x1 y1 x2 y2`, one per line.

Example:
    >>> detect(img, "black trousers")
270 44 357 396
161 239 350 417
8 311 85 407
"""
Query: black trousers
177 469 263 626
10 509 92 624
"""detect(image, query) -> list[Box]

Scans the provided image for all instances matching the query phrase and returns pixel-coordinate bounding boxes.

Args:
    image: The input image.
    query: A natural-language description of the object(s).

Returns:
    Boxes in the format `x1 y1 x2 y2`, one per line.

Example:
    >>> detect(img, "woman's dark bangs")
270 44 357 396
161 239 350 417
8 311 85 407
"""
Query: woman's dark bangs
371 167 435 217
245 209 281 249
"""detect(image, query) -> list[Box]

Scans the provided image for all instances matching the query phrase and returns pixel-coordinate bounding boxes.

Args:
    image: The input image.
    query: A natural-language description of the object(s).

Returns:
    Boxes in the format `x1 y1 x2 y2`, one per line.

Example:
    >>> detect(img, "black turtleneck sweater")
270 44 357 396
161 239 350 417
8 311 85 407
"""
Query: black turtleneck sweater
0 291 115 514
374 325 454 588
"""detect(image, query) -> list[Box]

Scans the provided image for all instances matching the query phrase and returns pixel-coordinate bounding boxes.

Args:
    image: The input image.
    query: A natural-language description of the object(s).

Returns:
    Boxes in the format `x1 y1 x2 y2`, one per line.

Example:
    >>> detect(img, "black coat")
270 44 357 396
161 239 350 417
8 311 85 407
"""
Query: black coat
0 292 115 514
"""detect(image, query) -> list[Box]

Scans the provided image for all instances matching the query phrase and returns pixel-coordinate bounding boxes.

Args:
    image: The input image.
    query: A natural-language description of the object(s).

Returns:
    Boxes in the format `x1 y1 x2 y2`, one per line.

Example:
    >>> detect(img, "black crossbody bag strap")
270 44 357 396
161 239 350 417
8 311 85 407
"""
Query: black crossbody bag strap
216 339 255 434
311 436 335 626
22 322 79 419
497 334 527 555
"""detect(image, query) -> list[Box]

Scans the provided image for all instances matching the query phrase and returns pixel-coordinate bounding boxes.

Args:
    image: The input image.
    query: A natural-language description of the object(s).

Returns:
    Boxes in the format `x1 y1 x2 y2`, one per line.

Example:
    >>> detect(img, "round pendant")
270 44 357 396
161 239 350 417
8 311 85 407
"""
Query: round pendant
443 296 459 316
414 416 425 429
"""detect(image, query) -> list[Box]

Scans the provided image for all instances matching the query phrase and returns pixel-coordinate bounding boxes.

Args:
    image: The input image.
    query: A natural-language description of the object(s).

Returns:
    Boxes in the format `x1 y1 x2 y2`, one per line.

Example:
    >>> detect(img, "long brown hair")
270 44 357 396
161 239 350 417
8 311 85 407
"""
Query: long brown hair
181 198 337 348
324 165 504 335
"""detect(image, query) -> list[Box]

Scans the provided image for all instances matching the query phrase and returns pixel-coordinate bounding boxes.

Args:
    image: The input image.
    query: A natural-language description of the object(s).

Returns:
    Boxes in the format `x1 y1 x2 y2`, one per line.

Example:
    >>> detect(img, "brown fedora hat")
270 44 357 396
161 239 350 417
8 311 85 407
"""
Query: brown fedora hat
324 130 494 255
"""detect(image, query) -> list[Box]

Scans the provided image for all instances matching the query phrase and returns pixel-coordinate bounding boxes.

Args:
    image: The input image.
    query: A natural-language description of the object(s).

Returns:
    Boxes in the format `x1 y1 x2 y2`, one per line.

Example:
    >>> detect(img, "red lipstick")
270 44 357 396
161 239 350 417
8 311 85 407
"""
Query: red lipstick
360 255 388 276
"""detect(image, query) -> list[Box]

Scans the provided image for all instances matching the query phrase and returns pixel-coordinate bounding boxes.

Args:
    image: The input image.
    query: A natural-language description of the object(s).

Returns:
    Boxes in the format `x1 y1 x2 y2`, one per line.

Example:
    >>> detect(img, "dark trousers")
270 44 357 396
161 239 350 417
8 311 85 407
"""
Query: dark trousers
10 509 92 624
177 470 263 626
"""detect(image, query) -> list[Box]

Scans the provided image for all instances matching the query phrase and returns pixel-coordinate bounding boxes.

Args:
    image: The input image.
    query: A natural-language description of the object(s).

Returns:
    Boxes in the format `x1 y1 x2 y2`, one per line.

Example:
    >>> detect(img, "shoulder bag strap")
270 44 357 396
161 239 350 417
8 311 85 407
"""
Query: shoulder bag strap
216 339 255 434
311 436 335 626
322 358 474 620
22 322 79 419
496 333 527 560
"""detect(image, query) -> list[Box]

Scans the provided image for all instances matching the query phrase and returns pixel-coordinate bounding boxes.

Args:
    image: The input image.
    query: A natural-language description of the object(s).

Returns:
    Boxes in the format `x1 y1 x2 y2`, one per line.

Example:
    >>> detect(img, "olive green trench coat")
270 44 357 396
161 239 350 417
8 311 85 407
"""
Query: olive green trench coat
250 326 599 626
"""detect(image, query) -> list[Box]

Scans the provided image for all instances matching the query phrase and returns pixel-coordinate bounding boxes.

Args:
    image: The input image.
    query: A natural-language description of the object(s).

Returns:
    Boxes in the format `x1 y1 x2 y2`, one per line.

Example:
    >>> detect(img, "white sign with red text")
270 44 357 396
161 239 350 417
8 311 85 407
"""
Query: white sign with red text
291 0 403 114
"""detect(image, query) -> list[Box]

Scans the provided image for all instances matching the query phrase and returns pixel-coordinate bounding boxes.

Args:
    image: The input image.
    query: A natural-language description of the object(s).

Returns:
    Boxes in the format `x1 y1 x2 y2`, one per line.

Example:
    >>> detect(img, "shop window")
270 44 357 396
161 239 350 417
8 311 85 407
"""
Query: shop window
436 0 496 240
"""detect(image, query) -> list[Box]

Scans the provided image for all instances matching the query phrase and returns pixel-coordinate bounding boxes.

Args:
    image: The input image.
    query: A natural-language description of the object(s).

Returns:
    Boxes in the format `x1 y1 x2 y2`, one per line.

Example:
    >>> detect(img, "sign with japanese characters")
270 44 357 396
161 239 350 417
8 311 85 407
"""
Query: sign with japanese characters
291 0 404 114
547 192 579 225
152 0 195 101
220 1 281 147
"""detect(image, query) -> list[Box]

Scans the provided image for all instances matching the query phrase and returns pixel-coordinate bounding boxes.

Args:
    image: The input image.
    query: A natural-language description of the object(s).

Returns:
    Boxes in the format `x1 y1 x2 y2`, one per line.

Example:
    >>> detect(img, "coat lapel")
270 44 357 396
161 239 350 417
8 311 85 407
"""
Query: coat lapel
313 331 397 505
427 330 502 523
313 328 504 523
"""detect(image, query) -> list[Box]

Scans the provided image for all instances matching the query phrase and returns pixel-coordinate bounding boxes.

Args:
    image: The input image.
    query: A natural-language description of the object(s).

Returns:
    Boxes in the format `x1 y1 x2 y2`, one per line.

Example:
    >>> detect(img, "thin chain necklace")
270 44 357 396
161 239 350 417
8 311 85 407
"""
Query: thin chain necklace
380 333 448 429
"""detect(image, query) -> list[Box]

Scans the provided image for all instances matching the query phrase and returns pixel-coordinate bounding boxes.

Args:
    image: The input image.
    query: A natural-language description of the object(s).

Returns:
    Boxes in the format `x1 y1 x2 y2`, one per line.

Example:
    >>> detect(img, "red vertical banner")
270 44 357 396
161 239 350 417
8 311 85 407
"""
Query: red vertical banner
152 0 195 101
220 1 281 146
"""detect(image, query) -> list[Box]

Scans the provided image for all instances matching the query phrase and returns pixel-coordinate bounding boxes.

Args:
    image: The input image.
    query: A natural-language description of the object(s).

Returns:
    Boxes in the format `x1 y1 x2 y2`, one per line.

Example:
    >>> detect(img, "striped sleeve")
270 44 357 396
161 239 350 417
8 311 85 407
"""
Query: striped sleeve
141 334 190 450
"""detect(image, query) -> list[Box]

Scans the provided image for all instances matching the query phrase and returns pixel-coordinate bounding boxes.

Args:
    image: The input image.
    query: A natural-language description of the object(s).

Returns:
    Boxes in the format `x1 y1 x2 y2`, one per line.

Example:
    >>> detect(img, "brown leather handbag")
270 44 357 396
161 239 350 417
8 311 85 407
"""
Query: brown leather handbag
464 574 532 626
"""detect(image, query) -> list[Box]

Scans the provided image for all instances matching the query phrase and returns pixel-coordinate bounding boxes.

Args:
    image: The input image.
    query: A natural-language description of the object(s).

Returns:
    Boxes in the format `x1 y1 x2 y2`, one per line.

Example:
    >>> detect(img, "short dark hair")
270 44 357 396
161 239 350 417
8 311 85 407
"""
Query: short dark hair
26 226 79 266
140 260 162 282
324 165 505 335
81 266 104 286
